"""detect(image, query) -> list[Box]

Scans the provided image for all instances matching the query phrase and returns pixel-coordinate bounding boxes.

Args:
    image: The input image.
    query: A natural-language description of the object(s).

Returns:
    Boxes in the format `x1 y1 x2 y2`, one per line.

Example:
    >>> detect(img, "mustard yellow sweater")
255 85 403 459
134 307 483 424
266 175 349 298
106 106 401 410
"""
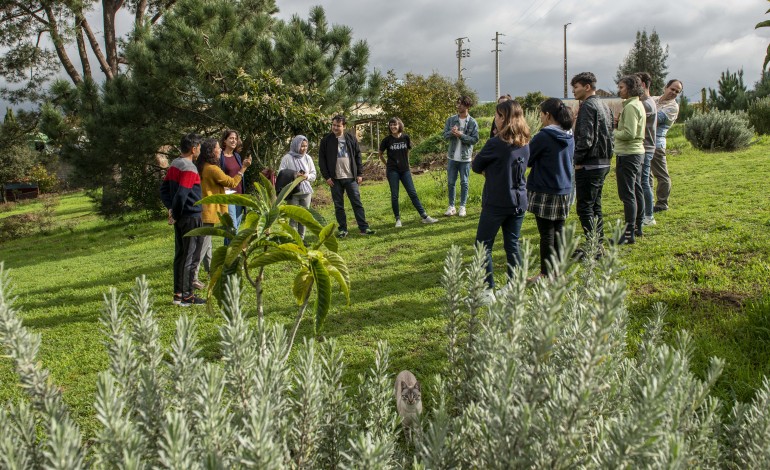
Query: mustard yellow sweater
200 163 242 224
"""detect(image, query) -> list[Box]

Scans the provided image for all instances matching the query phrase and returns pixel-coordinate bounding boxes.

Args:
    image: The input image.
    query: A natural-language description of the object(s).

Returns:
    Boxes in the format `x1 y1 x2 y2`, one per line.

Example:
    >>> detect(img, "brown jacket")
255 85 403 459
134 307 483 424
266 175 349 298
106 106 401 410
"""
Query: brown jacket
200 162 242 224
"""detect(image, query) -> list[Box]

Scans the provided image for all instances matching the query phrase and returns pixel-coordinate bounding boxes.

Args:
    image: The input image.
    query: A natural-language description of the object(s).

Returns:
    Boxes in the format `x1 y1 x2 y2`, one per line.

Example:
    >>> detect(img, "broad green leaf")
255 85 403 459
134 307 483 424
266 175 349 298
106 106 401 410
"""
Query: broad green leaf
322 258 350 305
280 205 324 235
197 194 259 210
314 222 339 252
248 248 302 269
273 219 305 248
757 19 770 29
293 268 313 305
263 207 280 231
218 211 235 231
310 257 332 333
184 227 232 239
238 210 260 231
256 173 276 201
323 251 350 286
224 228 256 266
274 177 303 206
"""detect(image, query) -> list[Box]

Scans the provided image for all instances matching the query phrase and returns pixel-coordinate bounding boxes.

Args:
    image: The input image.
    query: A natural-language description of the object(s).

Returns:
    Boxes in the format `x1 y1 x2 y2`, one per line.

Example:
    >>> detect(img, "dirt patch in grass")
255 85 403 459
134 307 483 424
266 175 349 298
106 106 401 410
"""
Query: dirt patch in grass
691 288 748 310
673 249 754 269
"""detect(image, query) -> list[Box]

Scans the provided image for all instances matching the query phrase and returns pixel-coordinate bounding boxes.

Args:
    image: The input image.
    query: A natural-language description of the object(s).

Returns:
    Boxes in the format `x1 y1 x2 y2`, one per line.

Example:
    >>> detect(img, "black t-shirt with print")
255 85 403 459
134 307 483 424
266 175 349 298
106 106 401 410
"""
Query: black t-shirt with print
379 134 412 173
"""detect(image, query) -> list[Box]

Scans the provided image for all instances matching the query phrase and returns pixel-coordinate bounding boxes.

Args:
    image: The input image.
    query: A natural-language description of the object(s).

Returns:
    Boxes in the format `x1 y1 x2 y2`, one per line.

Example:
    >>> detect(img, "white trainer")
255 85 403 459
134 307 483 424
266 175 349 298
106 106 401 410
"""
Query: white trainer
458 206 467 217
444 206 456 216
395 219 402 228
642 216 657 226
422 215 438 224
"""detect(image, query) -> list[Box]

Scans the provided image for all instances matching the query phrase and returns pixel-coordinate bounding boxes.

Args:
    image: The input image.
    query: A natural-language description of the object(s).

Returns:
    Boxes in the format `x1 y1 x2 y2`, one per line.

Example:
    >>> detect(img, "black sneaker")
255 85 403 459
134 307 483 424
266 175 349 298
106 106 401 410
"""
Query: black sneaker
338 230 348 238
180 295 206 307
653 205 668 213
360 228 376 235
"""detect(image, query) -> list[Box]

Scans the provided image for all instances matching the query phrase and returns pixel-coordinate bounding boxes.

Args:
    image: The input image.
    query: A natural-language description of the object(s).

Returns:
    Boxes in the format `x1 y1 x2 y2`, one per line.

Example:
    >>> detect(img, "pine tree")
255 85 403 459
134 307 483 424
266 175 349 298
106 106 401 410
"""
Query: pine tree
708 68 749 111
616 29 669 95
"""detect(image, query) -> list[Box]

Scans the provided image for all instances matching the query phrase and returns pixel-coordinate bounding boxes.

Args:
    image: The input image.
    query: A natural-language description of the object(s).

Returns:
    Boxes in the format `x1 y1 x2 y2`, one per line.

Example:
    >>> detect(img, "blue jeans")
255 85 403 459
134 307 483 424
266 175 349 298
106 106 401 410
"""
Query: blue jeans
224 204 244 246
641 151 654 218
475 206 525 288
330 178 369 232
386 169 426 219
447 160 470 207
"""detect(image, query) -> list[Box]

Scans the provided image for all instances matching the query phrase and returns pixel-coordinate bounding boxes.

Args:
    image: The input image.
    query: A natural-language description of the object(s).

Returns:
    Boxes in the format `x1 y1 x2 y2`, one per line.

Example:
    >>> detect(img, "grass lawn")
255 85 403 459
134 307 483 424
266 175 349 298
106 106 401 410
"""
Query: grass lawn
1 125 769 437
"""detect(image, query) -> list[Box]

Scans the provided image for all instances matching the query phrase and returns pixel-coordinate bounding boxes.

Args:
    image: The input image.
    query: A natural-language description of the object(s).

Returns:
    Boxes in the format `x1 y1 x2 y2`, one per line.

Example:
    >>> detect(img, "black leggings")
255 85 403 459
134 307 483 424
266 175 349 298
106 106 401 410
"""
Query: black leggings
535 216 565 275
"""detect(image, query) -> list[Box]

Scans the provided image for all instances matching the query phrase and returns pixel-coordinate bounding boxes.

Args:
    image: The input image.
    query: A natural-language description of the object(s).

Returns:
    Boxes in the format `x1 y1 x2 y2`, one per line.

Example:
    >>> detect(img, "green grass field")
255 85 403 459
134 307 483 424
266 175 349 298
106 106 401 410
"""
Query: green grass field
1 125 769 437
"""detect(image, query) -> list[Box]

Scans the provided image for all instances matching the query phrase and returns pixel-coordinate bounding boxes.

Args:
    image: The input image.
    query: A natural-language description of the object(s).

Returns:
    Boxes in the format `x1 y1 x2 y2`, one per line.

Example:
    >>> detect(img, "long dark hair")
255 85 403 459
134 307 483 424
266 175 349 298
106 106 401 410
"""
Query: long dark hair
196 138 219 173
540 98 573 131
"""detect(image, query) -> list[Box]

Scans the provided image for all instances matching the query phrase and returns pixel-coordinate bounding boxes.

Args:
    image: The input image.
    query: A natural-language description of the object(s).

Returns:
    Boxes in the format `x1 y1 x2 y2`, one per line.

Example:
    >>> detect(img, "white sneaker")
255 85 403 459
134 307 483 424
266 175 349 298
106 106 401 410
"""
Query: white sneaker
395 219 402 228
422 215 438 224
444 206 456 216
480 289 496 305
642 216 657 226
458 206 467 217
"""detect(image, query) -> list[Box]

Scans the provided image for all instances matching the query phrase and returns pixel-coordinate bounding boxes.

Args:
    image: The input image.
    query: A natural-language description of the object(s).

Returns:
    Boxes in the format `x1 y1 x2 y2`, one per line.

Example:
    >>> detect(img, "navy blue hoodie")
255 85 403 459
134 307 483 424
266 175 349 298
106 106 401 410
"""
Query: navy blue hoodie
471 137 529 211
526 126 574 196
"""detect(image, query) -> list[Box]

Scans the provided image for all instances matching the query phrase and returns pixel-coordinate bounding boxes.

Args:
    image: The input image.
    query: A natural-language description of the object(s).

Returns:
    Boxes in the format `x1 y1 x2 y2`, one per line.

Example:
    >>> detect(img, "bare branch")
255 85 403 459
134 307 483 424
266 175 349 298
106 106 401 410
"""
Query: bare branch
79 16 113 80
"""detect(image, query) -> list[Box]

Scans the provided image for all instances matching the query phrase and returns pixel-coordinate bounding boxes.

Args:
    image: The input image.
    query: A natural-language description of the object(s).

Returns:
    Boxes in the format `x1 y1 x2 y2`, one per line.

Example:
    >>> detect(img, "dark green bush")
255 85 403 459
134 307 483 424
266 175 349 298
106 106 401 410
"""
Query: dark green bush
748 97 770 135
684 111 754 151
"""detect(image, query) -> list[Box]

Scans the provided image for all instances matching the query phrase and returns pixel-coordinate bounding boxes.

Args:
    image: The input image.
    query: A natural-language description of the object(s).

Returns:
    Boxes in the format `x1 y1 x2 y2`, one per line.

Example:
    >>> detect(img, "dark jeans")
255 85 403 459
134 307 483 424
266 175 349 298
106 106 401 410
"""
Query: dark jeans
173 216 203 297
574 167 610 241
386 169 426 219
330 178 369 232
535 216 565 275
475 206 525 288
616 154 644 230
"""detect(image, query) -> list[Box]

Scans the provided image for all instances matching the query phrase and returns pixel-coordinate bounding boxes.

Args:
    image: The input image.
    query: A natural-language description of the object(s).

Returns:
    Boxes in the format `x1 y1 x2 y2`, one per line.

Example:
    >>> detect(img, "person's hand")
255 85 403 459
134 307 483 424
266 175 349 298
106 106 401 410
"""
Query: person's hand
300 172 308 180
167 209 175 225
575 164 584 170
356 176 362 184
326 178 334 187
242 156 253 168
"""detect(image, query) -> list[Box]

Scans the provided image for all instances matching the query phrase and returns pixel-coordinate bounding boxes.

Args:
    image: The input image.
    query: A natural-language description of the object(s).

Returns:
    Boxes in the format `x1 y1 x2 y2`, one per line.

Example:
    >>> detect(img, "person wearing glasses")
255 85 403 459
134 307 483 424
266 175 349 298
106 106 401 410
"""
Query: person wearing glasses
651 79 683 214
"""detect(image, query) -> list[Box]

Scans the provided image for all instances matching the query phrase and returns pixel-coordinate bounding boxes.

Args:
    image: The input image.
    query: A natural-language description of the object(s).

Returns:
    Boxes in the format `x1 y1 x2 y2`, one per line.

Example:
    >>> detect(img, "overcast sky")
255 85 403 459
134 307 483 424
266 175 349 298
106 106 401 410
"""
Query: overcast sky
275 0 770 103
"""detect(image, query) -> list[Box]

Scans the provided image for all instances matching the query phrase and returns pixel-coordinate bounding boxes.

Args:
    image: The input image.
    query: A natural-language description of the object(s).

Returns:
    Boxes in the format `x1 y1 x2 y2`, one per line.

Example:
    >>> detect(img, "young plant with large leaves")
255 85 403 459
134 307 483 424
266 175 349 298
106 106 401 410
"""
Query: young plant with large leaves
187 173 349 352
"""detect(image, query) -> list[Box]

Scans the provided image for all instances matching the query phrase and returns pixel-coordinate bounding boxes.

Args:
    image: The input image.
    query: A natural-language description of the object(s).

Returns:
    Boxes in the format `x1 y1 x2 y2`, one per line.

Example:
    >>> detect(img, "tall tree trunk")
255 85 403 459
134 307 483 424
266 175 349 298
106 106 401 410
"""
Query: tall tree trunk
74 17 92 80
79 17 113 80
102 0 124 76
43 6 82 85
135 0 147 28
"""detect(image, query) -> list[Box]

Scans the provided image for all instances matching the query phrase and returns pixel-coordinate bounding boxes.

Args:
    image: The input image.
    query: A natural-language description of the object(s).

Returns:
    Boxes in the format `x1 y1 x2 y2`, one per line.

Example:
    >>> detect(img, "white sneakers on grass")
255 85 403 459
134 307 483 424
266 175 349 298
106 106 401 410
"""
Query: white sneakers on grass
422 215 438 224
642 216 657 226
395 219 402 228
458 206 467 217
444 206 456 216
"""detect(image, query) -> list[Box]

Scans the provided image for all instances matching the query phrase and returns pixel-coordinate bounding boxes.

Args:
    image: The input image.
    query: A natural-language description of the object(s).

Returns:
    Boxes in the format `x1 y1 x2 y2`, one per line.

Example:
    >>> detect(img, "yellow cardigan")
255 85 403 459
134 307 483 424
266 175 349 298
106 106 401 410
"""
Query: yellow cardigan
200 163 242 224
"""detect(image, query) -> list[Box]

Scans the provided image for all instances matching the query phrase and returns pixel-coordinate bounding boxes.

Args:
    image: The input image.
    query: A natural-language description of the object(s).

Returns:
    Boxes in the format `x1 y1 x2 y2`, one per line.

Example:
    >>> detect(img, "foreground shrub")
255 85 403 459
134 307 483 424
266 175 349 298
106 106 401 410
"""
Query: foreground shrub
684 110 754 151
748 97 770 135
3 229 770 467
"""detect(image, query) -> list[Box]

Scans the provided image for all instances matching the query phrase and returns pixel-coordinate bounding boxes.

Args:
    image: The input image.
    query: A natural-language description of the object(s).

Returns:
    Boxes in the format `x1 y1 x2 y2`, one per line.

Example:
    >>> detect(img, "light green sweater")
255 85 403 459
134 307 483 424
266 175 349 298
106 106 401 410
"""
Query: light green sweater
614 97 645 155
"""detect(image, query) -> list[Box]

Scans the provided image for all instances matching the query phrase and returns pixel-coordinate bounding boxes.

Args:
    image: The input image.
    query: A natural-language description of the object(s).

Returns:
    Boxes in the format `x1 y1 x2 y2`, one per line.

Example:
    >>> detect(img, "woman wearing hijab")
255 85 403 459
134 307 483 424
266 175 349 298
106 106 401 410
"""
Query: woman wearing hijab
278 135 317 239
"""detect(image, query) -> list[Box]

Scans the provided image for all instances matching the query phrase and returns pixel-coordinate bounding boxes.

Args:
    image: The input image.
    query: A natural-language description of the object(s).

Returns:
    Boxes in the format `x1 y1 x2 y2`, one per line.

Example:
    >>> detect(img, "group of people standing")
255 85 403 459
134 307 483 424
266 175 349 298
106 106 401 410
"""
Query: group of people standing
160 73 682 305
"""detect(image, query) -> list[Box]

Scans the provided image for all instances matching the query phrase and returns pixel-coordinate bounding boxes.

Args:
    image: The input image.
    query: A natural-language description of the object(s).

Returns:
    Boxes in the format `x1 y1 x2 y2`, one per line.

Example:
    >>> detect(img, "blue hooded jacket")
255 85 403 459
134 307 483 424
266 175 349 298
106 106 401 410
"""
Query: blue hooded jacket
526 126 574 196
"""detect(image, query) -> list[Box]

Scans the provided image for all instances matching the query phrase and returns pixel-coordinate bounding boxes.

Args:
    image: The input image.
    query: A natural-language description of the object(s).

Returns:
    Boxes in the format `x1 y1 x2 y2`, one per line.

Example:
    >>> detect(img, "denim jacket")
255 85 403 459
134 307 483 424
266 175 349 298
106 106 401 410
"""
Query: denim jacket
443 114 479 162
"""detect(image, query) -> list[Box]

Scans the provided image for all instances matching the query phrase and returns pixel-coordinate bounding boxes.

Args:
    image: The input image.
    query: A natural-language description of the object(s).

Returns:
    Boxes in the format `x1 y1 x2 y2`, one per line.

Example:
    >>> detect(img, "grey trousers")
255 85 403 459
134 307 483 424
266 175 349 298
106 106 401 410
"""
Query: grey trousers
195 223 214 281
287 193 312 239
651 147 671 209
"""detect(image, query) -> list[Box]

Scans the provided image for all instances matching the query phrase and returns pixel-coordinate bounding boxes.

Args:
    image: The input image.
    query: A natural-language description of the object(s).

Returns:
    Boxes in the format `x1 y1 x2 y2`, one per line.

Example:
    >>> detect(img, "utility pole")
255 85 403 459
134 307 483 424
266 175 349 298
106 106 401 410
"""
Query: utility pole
491 32 505 99
455 37 470 82
563 23 571 99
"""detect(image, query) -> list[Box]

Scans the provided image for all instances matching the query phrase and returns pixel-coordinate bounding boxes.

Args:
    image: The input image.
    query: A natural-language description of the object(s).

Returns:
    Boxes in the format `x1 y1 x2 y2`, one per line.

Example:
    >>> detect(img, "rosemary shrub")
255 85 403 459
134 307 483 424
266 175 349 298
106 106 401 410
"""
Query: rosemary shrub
2 226 770 468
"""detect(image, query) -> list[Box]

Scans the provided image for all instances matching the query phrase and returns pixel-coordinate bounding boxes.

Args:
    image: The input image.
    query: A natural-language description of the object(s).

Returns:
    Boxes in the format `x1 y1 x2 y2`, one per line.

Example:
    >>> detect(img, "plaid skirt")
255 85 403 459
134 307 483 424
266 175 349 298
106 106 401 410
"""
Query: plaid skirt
527 191 570 220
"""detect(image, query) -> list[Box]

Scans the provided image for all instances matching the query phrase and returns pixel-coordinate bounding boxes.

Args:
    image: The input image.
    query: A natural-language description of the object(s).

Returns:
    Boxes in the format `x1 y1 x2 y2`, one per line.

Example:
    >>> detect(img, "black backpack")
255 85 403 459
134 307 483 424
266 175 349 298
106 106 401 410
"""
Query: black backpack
275 169 299 197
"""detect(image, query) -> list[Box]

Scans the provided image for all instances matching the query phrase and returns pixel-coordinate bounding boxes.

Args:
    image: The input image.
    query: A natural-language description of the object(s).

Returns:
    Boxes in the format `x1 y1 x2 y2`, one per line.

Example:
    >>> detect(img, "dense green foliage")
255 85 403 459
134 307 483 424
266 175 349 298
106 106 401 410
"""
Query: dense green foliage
748 96 770 135
38 1 381 215
708 68 749 112
684 111 754 151
616 29 669 94
379 71 477 142
514 91 549 112
676 94 697 123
